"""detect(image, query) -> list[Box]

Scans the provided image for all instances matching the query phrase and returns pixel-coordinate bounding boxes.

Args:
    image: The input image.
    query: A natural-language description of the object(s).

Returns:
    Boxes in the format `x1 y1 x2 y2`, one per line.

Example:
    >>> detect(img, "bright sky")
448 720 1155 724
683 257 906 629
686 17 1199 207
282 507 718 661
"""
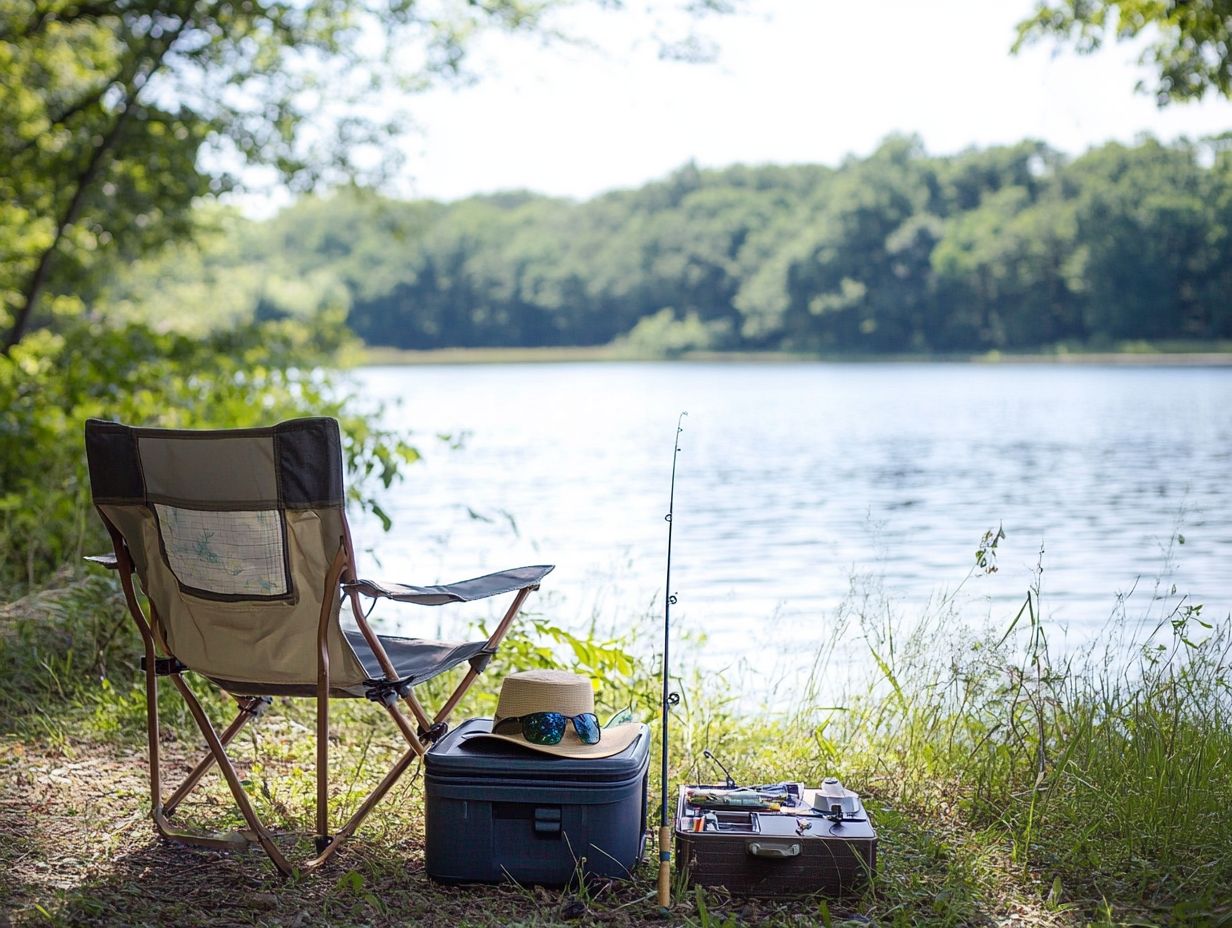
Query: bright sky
383 0 1232 203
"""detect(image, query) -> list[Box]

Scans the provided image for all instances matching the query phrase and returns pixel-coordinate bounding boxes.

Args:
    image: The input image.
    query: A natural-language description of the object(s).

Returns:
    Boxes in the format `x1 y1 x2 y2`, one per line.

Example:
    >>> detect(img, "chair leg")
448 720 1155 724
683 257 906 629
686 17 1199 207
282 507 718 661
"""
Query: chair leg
384 702 429 755
399 689 436 735
163 697 269 818
142 637 163 821
111 537 417 876
126 571 288 866
316 673 330 852
150 687 423 877
302 743 421 872
112 542 166 829
139 656 257 853
170 674 294 876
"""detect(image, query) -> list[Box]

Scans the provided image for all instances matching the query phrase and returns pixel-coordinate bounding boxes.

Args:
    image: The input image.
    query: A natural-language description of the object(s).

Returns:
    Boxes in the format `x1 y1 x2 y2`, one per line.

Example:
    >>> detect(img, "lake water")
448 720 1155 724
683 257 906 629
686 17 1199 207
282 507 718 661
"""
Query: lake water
349 362 1231 693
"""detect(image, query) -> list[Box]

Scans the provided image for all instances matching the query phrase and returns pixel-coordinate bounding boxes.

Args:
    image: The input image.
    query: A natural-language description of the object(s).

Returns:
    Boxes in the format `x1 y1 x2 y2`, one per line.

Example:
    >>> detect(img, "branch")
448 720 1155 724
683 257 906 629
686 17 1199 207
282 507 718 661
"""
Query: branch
1 12 194 352
10 75 122 160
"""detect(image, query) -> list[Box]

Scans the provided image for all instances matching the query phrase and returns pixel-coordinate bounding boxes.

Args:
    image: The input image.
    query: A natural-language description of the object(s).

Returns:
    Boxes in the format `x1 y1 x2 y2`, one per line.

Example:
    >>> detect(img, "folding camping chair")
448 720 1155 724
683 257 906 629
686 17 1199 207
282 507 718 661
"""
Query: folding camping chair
83 417 552 875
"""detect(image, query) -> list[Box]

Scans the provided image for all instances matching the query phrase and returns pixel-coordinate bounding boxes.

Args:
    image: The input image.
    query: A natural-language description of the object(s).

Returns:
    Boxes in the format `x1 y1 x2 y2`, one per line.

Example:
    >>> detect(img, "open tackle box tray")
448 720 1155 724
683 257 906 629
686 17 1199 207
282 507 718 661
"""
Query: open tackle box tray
674 783 876 898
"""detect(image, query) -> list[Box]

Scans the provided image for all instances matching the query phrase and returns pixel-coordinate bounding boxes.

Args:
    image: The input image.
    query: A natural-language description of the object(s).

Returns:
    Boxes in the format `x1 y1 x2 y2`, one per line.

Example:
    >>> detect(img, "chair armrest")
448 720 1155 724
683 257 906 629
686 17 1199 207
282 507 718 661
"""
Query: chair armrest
343 564 554 606
85 553 119 570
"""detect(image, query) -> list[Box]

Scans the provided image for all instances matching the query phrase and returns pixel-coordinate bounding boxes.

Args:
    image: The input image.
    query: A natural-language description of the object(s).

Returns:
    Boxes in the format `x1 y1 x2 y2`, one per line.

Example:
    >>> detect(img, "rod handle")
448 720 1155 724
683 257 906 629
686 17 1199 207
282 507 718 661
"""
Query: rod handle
657 825 672 908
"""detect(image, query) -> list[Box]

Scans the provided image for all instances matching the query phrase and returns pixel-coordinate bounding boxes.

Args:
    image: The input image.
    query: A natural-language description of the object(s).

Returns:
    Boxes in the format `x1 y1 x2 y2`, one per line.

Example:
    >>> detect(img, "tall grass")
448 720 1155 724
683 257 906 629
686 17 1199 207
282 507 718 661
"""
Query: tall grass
757 548 1232 922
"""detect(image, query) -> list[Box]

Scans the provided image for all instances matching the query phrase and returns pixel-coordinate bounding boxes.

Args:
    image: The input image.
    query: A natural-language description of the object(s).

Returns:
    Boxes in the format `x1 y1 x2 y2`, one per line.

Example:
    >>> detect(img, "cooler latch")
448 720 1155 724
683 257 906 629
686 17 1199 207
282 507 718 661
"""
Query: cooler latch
533 807 562 837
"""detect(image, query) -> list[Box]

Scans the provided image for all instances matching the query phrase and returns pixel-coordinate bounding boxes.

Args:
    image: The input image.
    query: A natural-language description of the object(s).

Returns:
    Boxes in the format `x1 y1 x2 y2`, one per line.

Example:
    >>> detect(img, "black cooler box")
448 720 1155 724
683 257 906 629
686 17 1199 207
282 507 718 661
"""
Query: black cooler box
424 718 650 884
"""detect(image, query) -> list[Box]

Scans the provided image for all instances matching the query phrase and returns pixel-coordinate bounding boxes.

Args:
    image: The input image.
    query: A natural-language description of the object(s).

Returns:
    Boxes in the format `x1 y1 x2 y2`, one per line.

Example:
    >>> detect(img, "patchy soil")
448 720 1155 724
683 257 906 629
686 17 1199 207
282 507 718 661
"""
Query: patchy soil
0 730 1076 928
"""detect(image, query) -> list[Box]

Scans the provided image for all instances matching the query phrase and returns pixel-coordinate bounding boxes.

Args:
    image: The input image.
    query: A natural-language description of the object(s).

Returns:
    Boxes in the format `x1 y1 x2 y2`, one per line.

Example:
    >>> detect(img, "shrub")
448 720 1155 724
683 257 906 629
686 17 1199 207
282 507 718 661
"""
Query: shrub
0 312 415 591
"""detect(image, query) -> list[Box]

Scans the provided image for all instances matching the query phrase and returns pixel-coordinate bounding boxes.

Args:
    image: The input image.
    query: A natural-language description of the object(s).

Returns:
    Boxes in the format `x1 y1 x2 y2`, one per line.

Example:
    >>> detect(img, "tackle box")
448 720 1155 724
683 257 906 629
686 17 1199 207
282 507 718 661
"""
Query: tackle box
675 784 876 898
423 718 650 885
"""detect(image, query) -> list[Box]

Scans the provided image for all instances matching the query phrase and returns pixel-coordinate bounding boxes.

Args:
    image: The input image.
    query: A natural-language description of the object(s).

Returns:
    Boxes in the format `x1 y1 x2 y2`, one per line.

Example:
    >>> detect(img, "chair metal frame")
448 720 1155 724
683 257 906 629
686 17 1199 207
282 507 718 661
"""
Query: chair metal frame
92 518 542 876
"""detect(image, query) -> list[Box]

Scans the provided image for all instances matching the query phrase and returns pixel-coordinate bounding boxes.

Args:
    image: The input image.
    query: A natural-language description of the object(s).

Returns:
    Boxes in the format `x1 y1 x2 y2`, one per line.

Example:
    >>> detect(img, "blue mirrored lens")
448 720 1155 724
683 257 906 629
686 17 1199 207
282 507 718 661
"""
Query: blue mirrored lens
573 713 601 744
521 712 567 745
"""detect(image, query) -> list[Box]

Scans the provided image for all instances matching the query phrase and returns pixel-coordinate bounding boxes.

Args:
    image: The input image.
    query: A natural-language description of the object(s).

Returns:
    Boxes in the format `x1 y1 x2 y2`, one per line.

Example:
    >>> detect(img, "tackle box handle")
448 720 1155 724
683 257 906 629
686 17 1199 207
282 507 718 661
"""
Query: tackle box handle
747 840 801 859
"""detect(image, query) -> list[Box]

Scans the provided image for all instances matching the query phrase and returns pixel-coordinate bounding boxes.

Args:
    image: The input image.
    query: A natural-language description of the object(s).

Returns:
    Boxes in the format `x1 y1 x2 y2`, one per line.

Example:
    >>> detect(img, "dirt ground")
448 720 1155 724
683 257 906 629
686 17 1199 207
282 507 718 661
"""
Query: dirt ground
0 736 882 928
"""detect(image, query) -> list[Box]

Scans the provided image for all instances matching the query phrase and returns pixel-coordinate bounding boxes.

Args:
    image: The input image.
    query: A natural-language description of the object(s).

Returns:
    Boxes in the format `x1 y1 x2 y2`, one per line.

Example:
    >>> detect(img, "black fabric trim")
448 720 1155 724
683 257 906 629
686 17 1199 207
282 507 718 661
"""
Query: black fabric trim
86 417 345 507
143 495 283 511
97 494 342 511
84 420 144 502
173 581 297 605
126 422 319 440
276 419 344 507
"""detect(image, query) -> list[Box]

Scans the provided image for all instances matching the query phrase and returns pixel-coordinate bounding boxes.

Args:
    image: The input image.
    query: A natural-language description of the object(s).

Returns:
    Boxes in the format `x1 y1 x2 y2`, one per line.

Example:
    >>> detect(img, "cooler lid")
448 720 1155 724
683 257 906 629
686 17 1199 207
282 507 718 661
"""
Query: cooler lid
426 717 649 783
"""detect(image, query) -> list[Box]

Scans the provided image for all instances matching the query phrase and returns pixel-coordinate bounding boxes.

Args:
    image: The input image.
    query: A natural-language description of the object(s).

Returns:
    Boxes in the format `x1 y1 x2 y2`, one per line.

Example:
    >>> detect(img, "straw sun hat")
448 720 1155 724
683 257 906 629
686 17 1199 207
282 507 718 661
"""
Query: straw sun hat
474 669 641 759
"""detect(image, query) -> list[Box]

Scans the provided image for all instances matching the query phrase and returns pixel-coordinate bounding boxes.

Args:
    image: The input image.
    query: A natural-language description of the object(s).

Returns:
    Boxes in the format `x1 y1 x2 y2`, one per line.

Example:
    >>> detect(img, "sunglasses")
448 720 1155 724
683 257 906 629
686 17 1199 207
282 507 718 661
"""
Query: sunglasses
494 711 601 745
493 707 637 746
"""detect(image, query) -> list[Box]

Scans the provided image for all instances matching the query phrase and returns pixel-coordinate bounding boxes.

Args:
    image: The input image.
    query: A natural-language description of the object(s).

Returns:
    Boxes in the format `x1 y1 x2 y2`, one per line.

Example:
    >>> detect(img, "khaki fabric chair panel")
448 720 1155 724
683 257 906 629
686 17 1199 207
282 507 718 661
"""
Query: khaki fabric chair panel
86 418 368 691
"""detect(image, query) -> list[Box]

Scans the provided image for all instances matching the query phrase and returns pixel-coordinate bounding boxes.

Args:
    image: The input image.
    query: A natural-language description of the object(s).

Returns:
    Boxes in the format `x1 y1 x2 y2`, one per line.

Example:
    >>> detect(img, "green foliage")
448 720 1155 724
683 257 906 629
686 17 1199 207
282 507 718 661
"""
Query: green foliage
413 614 657 726
106 137 1232 355
0 0 737 349
0 0 546 343
0 572 147 744
0 312 417 591
0 1 211 345
1015 0 1232 104
619 308 732 358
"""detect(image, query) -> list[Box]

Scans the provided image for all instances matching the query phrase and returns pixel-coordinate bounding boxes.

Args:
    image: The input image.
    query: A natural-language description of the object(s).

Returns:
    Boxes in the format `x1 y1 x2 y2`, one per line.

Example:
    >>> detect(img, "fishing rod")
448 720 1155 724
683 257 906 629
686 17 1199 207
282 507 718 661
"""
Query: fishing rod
658 411 686 911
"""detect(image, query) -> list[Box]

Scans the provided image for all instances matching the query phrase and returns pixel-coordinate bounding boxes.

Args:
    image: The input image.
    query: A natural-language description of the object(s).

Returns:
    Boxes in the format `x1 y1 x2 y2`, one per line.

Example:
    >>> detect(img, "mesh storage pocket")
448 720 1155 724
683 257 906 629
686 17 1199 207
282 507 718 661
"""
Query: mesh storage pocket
153 503 291 600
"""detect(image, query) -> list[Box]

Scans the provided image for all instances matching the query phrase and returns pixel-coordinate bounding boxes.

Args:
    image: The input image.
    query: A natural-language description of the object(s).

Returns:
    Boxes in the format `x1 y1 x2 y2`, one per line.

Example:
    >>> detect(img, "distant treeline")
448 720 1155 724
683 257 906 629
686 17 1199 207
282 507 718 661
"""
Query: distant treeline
106 135 1232 353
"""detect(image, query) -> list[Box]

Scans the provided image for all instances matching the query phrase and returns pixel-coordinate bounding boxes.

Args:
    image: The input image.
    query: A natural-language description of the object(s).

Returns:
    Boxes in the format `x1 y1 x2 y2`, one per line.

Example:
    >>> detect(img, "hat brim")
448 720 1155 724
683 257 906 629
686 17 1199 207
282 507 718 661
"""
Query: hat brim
469 721 642 759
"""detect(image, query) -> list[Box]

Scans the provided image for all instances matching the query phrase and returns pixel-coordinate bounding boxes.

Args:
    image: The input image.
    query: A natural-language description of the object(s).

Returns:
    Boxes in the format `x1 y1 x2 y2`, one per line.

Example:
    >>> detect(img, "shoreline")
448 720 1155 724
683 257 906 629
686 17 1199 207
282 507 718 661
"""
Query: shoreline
358 344 1232 367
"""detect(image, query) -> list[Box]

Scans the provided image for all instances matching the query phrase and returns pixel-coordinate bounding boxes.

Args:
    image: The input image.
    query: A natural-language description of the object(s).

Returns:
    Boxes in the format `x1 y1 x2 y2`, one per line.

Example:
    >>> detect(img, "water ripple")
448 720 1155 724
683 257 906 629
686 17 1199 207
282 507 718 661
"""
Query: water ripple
351 362 1232 677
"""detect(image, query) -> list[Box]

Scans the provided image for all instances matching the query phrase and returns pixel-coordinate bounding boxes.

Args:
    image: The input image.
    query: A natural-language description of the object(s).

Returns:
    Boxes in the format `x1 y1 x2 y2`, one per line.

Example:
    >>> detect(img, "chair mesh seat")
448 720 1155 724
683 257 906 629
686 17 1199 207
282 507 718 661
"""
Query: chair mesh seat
345 629 491 686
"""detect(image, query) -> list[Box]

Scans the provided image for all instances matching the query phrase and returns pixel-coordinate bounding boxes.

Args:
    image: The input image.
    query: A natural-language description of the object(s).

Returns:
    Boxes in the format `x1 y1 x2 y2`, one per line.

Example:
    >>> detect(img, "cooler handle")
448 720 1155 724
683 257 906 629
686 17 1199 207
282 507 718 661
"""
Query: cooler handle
747 840 801 859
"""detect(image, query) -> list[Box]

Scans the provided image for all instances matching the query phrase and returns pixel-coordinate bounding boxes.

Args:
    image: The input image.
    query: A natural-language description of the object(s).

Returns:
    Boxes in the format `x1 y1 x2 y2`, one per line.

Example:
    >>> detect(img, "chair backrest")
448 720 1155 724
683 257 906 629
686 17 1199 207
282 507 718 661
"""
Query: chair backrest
84 417 367 690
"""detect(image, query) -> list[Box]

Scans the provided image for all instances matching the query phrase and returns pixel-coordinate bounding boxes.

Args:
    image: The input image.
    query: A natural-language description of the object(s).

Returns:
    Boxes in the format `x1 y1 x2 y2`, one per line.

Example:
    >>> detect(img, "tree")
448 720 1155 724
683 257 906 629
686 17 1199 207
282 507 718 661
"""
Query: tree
931 188 1080 349
82 136 1232 353
1014 0 1232 104
0 0 737 350
1064 139 1212 339
768 136 939 351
